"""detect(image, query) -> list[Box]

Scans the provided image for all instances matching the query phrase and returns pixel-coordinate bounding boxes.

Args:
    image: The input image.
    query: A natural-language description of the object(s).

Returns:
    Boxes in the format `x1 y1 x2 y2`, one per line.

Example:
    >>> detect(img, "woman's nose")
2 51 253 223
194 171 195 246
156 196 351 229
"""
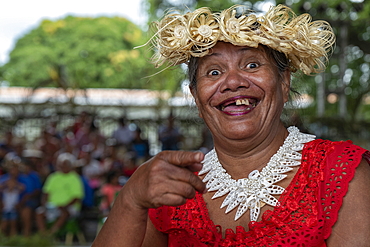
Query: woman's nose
219 69 250 93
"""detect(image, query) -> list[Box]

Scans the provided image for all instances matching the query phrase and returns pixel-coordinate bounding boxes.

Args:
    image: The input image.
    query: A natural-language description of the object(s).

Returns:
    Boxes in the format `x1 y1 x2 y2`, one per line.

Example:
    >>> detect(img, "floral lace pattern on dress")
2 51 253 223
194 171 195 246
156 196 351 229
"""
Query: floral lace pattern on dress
149 140 369 247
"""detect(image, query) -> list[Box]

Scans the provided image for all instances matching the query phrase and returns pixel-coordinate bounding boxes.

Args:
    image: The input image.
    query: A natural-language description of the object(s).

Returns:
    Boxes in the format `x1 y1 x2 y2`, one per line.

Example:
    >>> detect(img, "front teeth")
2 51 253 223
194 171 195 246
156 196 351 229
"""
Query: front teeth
236 99 250 106
220 98 256 111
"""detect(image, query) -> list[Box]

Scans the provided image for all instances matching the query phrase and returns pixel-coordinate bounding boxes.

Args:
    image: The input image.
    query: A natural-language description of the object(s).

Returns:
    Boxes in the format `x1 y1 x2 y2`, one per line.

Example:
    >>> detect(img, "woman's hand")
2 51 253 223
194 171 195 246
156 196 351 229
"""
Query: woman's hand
93 151 206 247
122 150 206 210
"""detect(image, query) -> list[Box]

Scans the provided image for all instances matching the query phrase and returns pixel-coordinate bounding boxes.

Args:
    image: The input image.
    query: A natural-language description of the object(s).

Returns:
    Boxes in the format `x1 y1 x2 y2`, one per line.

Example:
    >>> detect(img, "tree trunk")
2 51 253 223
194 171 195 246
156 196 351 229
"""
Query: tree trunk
338 21 348 118
316 73 325 117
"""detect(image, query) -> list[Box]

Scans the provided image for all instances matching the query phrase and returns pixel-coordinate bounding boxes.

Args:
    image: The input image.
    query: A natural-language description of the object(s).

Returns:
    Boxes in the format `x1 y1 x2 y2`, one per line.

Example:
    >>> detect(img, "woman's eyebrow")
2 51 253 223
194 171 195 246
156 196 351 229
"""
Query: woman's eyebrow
209 47 253 56
199 52 222 63
239 47 253 52
201 47 257 64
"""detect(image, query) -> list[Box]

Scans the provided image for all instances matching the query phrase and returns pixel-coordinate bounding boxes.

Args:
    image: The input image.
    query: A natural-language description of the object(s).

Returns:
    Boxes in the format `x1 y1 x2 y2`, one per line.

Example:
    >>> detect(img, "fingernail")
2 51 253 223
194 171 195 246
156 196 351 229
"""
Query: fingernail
195 152 202 161
203 188 208 194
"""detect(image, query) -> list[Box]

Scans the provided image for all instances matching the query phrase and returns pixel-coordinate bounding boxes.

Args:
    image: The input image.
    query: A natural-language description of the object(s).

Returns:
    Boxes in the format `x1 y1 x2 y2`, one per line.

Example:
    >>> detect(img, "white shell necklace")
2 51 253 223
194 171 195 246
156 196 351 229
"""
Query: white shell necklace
199 126 316 221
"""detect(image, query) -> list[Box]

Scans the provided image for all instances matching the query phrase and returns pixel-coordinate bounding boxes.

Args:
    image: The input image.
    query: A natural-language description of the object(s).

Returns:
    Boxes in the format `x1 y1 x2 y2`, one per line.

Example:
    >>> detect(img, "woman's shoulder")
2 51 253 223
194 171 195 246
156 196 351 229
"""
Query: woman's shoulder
325 155 370 245
305 139 368 189
306 139 369 162
322 139 368 166
307 138 370 241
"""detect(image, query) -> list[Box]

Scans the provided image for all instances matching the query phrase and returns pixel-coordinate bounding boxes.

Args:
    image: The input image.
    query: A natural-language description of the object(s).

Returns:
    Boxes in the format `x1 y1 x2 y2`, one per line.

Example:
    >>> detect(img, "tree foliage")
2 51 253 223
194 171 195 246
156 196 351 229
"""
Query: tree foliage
279 1 370 122
0 15 182 91
146 0 269 22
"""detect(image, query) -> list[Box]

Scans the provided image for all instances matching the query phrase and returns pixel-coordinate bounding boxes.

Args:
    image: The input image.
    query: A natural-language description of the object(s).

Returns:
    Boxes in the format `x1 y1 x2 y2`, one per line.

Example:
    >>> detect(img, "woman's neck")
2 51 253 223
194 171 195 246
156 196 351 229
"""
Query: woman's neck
211 124 288 179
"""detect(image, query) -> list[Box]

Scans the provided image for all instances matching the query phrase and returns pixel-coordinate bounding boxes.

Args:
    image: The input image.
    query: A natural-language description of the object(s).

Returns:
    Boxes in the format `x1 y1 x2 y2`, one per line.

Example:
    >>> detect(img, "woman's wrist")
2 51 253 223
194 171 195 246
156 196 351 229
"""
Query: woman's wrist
115 187 149 215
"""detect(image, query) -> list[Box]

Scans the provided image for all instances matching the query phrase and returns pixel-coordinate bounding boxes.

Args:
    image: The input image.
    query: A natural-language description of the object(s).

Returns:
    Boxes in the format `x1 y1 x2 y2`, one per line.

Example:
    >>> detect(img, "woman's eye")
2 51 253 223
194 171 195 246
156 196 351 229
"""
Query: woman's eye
246 63 259 69
208 70 221 76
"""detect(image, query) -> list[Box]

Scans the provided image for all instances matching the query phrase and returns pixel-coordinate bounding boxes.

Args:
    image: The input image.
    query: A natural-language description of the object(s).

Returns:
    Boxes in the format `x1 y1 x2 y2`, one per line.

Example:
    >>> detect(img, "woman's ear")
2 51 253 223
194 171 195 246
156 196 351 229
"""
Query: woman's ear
189 85 196 99
189 85 203 119
282 69 291 103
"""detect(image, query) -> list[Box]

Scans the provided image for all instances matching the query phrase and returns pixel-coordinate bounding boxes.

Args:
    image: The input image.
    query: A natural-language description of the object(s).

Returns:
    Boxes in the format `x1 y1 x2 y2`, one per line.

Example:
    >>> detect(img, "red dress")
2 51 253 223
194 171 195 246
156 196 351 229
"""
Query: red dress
149 139 370 247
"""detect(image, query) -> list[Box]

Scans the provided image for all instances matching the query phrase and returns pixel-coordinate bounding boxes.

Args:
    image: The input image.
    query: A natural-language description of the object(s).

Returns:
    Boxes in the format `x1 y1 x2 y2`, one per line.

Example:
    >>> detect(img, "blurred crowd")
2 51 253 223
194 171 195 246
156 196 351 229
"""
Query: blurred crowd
0 112 157 237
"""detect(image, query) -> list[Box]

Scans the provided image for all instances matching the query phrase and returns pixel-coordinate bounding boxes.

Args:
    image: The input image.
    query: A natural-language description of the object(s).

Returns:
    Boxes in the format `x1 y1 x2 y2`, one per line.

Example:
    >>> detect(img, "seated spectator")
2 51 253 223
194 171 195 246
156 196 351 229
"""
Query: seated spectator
122 153 138 178
88 130 106 161
0 131 14 154
19 150 43 236
111 117 134 147
74 160 95 210
99 171 122 217
0 160 25 236
102 143 125 173
79 144 104 190
158 114 183 151
130 127 150 165
35 152 84 235
72 111 90 136
37 129 60 172
0 145 10 175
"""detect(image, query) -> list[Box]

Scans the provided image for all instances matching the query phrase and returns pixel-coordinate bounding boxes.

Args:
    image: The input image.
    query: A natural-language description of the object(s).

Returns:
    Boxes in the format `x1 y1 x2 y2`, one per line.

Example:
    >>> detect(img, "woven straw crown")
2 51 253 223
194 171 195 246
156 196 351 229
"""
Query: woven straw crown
148 4 335 75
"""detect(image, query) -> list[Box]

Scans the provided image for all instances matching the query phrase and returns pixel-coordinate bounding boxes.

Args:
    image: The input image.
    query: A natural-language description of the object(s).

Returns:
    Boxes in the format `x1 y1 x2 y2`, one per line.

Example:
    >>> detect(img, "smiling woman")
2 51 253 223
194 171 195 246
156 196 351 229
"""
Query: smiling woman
190 43 291 143
92 4 370 247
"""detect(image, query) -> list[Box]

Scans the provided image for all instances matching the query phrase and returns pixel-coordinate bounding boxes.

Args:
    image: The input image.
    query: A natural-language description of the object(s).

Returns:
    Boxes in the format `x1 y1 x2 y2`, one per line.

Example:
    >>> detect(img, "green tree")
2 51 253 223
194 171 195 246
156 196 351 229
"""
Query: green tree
146 0 269 22
278 0 370 119
273 0 370 143
0 15 182 91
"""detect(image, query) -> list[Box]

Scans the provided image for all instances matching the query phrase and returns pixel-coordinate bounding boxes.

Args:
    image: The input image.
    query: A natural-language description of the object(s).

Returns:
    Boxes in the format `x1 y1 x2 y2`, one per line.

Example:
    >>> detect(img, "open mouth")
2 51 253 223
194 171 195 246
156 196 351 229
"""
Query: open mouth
217 97 259 115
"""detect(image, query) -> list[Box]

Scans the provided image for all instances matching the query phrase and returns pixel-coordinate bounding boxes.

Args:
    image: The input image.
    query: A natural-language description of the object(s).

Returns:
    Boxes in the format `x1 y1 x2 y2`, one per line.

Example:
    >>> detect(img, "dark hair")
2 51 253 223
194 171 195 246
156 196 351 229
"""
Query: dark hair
187 44 291 91
106 170 120 183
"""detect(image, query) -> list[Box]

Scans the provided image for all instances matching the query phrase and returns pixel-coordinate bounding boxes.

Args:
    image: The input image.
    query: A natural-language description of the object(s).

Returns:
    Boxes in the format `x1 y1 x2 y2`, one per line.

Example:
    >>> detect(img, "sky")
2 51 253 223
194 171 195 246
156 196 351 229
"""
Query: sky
0 0 147 65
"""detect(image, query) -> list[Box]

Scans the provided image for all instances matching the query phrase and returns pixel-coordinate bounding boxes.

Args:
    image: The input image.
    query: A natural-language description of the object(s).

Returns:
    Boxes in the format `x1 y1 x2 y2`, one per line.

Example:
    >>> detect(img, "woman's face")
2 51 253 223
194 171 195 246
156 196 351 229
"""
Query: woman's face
191 42 290 142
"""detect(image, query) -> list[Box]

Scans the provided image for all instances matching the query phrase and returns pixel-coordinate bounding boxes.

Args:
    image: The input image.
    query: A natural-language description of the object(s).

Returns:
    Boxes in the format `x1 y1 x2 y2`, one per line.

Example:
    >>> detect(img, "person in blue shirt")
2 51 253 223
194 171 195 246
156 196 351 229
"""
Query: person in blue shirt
18 157 42 237
0 161 25 236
